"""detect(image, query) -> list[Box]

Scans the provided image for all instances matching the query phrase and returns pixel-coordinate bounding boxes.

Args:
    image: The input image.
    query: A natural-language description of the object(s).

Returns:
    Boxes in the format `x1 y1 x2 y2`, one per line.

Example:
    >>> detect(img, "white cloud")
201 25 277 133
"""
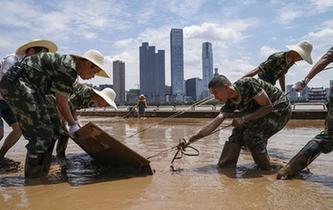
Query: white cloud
184 20 257 42
277 7 303 24
308 28 333 39
260 46 279 58
310 0 333 11
166 0 204 18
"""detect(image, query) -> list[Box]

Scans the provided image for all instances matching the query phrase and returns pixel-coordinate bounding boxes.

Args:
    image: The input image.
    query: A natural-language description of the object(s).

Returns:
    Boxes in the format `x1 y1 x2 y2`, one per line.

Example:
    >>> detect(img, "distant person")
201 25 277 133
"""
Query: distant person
0 39 57 170
137 95 147 119
180 75 291 170
277 46 333 179
242 40 313 92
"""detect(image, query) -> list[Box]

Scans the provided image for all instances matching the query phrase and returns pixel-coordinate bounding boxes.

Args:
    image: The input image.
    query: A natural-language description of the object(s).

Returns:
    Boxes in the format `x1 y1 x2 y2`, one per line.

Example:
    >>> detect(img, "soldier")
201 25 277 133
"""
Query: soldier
242 40 313 92
56 82 117 160
277 46 333 179
181 75 291 170
0 48 110 178
0 39 57 169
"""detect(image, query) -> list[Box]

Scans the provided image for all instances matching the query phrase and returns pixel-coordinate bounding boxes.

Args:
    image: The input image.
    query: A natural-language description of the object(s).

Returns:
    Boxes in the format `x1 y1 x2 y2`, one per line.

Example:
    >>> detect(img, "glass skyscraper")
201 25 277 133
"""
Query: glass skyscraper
170 28 184 102
202 42 213 98
139 42 165 104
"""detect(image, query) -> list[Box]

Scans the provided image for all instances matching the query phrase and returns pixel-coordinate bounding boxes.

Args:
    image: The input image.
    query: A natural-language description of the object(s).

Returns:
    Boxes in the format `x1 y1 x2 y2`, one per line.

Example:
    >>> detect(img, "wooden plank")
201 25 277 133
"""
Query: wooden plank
74 122 153 175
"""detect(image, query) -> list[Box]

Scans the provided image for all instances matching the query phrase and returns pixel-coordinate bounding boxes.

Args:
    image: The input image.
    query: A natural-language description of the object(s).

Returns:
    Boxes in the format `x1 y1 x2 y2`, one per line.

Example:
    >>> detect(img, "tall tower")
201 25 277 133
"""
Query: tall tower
139 42 165 104
112 60 125 104
202 42 213 98
170 28 184 102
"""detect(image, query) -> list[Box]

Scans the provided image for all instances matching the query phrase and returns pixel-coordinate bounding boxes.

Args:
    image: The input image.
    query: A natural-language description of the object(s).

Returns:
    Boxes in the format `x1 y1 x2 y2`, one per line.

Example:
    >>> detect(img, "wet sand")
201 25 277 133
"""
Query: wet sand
0 117 333 210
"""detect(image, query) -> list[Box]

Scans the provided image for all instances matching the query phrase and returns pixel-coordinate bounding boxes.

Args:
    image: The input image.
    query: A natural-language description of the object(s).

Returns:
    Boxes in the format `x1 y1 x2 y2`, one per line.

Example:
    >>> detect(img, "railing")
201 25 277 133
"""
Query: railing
79 103 327 112
292 103 327 110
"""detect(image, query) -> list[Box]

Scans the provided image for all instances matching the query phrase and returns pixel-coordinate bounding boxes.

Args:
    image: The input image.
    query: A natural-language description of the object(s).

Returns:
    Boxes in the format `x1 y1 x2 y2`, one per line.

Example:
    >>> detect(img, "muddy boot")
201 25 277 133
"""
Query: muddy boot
24 152 45 179
249 146 271 170
277 140 321 180
217 140 241 168
56 133 68 159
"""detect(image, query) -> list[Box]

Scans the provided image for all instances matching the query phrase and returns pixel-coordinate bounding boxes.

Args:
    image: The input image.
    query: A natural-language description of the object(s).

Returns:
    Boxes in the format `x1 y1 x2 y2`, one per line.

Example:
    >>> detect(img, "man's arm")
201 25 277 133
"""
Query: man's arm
56 94 76 125
241 67 263 78
237 90 274 124
278 74 286 92
188 113 225 144
305 50 333 82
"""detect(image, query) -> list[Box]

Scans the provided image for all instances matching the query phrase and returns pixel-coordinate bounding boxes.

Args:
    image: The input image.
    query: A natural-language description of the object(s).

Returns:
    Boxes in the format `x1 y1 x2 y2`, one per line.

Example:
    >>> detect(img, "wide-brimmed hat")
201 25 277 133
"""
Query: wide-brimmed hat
72 49 110 78
92 88 117 110
286 40 313 64
16 39 58 56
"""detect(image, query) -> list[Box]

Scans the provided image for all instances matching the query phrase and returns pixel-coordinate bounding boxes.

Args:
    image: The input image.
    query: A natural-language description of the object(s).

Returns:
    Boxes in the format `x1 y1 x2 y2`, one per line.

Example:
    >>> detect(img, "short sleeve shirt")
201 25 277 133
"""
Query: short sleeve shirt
18 52 77 97
221 78 290 114
258 52 294 85
69 82 96 110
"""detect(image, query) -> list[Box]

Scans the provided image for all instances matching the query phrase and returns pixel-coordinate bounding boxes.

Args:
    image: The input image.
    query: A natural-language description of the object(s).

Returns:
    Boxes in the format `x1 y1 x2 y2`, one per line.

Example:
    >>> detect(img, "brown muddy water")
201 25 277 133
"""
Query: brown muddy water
0 117 333 210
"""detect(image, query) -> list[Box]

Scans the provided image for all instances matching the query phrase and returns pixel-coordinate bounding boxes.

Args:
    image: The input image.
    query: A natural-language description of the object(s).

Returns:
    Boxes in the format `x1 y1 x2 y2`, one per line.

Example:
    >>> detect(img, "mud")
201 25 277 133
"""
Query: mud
0 117 332 210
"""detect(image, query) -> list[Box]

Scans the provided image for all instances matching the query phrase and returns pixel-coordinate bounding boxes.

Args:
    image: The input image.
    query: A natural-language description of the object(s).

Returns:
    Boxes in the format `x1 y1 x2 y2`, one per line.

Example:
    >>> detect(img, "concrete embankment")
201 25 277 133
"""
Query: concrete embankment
77 110 327 119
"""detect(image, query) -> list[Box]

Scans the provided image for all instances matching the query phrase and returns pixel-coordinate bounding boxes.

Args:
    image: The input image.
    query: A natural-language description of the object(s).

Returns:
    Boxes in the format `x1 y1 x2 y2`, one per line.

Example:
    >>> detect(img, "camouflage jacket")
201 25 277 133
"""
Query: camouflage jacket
221 77 290 114
69 82 96 110
258 51 294 85
17 52 77 97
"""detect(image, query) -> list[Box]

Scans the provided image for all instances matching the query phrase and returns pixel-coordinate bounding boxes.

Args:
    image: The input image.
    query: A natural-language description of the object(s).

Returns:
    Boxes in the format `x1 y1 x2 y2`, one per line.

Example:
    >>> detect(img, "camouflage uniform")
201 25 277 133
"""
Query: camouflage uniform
0 52 77 154
258 52 295 85
69 82 96 110
56 82 96 158
220 78 291 168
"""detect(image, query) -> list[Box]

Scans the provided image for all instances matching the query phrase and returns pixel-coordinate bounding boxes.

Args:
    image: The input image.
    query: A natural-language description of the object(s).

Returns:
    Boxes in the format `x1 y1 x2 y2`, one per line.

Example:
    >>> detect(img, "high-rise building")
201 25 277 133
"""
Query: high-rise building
202 42 213 98
113 60 125 104
139 42 165 104
170 28 184 101
185 77 203 101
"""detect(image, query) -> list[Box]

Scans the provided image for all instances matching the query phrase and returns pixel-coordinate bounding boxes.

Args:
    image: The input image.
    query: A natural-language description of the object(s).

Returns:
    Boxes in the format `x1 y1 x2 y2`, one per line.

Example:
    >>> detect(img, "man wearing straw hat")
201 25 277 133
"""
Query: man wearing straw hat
242 40 313 92
277 46 333 179
181 75 291 170
0 47 110 178
56 82 117 160
0 39 57 170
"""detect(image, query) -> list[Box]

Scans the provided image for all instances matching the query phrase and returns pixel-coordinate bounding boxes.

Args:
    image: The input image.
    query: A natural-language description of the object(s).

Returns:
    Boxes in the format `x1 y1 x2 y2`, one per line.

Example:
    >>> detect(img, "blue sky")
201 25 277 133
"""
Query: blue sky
0 0 332 89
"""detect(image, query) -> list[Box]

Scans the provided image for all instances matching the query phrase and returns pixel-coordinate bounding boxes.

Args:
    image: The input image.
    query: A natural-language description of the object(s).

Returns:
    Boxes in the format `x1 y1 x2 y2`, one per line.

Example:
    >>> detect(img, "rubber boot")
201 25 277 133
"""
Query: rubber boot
249 146 271 170
217 140 241 168
277 140 321 180
24 152 45 178
56 133 68 159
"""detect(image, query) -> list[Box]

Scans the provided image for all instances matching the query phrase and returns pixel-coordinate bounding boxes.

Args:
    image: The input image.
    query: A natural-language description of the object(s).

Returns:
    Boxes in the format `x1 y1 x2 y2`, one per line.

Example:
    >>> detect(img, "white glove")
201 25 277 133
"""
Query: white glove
69 122 81 135
292 78 309 92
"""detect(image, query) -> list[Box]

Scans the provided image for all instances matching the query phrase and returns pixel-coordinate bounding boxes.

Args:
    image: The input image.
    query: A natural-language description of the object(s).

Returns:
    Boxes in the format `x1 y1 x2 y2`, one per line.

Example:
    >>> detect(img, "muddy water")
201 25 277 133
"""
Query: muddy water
0 117 333 210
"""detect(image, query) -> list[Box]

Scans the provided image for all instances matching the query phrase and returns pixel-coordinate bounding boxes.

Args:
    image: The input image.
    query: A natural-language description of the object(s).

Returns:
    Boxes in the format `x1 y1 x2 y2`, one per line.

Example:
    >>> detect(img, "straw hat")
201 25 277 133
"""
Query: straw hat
16 39 58 56
72 49 110 78
139 94 146 100
92 88 118 110
286 40 313 64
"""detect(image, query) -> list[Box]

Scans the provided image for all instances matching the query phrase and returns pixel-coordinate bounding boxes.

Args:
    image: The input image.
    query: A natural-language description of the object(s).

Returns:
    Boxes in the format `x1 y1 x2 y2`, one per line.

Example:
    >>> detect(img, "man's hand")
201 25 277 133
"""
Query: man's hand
69 121 81 136
292 78 309 92
231 117 245 127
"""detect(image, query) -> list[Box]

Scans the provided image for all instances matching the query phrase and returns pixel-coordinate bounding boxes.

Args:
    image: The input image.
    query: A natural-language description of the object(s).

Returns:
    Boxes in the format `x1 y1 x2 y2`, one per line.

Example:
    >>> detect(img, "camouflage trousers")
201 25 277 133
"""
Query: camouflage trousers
229 106 292 152
0 75 61 154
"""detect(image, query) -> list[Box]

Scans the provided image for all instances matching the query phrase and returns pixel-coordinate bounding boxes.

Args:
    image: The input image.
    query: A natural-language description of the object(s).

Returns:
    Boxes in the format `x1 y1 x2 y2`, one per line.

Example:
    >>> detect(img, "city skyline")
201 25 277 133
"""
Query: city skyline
0 0 332 90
